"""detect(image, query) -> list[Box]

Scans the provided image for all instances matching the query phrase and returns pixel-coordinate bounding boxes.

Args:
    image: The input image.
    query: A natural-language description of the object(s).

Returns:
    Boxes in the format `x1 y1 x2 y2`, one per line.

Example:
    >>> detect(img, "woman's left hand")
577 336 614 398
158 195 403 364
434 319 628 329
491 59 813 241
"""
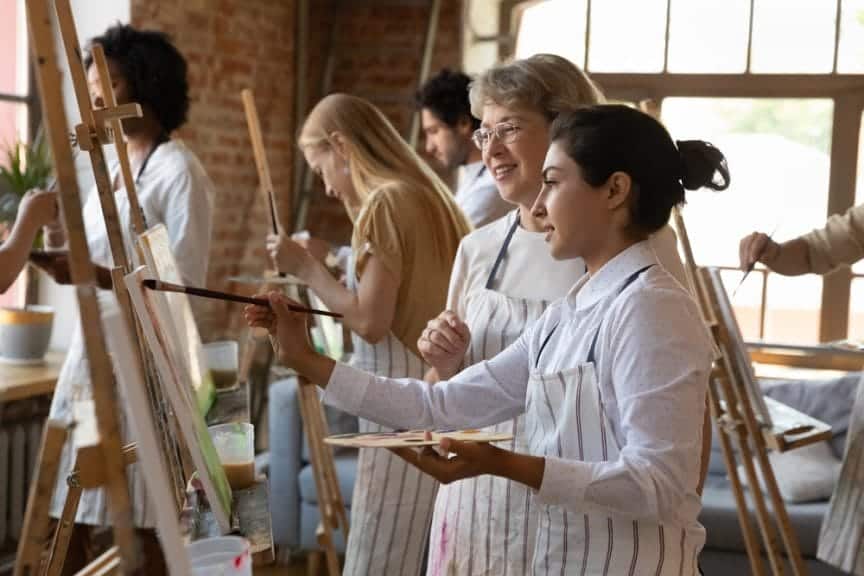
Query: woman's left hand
267 233 314 277
389 432 507 484
244 291 314 366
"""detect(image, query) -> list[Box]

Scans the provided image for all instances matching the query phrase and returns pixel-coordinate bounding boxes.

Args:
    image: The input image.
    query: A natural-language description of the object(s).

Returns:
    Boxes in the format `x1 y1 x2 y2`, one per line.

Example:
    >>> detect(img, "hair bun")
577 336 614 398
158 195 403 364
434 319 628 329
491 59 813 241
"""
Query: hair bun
677 140 730 191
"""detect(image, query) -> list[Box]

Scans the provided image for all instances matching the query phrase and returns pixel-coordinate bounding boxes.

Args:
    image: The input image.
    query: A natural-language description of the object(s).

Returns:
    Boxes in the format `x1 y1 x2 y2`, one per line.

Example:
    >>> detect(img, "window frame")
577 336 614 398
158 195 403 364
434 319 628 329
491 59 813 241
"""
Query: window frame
507 0 864 343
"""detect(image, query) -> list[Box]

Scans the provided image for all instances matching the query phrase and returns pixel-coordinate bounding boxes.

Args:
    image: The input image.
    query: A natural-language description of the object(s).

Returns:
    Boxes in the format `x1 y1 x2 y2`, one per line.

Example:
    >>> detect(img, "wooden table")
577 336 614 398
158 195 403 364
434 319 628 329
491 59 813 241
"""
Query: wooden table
0 350 65 403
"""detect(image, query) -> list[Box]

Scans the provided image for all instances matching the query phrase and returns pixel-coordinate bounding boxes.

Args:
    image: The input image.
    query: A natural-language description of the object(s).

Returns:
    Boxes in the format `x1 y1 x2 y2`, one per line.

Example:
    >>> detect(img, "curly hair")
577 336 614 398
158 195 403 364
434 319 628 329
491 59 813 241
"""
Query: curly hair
415 69 479 130
84 24 189 133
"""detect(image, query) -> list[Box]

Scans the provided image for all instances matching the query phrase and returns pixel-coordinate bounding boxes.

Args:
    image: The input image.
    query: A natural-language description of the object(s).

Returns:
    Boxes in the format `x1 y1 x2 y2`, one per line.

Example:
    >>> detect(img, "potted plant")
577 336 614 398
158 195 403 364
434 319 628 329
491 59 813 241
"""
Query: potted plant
0 137 55 364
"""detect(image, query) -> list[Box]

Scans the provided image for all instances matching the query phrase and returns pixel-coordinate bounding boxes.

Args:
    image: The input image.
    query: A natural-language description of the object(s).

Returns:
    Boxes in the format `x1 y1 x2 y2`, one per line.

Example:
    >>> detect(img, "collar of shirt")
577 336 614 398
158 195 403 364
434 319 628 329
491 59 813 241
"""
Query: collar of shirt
457 160 486 190
564 240 658 313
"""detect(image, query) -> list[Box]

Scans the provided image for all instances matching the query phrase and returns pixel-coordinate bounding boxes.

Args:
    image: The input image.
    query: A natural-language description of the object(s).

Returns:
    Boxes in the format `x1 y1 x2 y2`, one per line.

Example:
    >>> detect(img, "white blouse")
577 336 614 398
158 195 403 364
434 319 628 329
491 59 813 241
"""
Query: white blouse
324 241 713 528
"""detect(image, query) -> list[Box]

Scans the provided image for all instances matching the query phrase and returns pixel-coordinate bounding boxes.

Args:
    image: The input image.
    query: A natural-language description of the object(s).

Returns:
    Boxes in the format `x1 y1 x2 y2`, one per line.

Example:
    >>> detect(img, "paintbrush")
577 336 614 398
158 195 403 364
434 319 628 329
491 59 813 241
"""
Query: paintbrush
141 278 343 318
732 223 781 299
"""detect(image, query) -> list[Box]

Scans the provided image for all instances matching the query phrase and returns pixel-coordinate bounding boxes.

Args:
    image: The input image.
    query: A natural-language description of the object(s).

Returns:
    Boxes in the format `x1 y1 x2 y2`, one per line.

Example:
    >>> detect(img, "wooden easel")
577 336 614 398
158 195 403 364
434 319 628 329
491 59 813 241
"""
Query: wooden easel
17 1 141 572
240 89 348 574
673 207 833 576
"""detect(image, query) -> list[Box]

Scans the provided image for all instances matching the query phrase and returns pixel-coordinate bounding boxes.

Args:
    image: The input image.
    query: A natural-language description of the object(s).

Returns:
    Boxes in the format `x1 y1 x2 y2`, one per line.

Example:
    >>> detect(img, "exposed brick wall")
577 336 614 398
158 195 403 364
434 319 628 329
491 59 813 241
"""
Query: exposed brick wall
130 0 462 337
131 0 296 337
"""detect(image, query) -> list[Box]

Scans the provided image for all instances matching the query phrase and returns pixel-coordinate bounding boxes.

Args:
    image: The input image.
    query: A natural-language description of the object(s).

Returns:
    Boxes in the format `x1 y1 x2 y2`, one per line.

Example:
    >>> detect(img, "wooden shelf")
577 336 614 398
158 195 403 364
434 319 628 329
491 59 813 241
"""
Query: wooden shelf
0 350 65 403
195 479 274 566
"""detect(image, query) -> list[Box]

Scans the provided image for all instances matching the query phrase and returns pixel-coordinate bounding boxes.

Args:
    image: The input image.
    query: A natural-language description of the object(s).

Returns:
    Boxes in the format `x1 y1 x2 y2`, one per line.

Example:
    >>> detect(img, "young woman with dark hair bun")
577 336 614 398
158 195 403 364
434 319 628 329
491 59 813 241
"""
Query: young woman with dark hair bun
246 104 729 574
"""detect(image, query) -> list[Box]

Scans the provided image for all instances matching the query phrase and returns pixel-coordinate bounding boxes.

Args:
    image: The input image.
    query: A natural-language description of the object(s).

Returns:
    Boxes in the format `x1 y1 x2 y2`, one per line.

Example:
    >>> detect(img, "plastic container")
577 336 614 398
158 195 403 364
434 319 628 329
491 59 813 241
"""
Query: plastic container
187 536 251 575
208 423 255 490
203 340 239 389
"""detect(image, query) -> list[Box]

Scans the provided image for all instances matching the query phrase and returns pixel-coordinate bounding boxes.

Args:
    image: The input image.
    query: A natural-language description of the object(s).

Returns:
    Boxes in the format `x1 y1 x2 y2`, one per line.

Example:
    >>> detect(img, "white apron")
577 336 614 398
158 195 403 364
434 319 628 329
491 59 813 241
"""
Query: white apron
818 377 864 575
428 216 549 576
343 260 439 576
526 265 701 575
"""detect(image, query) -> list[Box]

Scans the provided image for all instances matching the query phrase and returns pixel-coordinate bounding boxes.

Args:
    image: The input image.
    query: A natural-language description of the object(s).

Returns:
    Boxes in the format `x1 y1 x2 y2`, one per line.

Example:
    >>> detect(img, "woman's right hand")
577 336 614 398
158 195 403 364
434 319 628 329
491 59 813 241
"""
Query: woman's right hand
244 292 315 366
18 189 58 231
418 310 470 380
739 232 781 271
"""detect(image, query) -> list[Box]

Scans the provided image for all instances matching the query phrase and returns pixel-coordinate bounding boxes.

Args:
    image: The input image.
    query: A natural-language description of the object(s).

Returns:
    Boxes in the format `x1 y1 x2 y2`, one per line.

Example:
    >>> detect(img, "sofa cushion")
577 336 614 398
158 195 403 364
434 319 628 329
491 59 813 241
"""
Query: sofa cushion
302 403 359 462
700 475 828 557
299 452 358 507
737 441 841 503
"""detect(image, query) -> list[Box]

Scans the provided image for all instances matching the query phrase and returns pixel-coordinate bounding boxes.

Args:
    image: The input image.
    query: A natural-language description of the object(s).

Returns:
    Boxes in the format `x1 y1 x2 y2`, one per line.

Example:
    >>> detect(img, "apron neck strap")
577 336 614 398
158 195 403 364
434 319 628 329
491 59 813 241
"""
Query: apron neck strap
586 264 654 364
485 211 521 290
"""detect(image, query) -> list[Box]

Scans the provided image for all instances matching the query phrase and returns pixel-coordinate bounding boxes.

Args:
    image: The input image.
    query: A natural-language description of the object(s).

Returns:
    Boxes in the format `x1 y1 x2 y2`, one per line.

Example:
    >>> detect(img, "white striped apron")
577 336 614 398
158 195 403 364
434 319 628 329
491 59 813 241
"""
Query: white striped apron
526 265 703 575
818 376 864 574
343 262 439 576
428 215 549 576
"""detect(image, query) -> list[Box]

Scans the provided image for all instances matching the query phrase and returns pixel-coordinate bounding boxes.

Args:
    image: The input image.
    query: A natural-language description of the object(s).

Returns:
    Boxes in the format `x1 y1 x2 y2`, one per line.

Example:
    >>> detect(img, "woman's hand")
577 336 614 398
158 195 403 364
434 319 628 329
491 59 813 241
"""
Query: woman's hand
389 432 506 484
739 232 780 270
244 292 315 366
418 310 470 380
267 233 315 278
18 189 58 231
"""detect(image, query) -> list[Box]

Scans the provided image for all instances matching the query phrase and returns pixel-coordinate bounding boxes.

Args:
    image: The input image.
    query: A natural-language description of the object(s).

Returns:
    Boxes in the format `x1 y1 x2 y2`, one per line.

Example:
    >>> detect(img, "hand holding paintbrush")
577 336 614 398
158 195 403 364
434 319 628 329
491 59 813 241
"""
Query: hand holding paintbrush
734 228 781 297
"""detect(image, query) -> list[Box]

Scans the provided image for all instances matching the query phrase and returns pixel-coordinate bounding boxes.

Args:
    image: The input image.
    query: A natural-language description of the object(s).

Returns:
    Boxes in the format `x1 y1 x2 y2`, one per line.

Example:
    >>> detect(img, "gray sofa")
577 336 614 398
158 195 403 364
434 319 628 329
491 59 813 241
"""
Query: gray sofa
267 373 859 574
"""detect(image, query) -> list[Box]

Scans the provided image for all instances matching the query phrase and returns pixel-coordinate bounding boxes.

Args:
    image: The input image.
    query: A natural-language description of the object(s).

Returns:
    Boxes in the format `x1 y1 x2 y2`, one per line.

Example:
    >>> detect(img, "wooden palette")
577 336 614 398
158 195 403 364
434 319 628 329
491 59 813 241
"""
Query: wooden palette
324 430 513 448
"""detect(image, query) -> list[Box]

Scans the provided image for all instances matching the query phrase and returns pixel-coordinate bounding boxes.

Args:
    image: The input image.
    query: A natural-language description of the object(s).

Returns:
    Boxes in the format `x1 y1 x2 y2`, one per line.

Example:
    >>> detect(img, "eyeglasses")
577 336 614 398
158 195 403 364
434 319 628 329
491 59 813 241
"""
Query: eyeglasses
472 122 522 150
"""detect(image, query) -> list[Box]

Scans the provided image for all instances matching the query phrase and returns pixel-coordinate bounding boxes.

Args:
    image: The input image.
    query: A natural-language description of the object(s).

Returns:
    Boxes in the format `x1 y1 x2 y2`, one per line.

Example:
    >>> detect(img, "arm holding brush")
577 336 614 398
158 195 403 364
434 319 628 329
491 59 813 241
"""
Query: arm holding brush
268 233 399 343
739 232 811 276
741 203 864 276
0 190 58 292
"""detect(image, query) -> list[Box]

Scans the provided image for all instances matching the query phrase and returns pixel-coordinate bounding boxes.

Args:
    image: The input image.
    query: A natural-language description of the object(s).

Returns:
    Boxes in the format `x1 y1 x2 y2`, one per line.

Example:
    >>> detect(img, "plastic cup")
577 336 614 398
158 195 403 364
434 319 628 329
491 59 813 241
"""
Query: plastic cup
187 536 251 575
203 340 239 389
208 423 255 490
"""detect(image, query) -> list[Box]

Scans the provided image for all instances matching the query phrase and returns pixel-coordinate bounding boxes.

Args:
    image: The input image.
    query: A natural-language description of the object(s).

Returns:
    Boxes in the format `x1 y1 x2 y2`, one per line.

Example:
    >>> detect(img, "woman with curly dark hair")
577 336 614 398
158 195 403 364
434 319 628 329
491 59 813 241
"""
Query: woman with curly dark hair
42 24 212 575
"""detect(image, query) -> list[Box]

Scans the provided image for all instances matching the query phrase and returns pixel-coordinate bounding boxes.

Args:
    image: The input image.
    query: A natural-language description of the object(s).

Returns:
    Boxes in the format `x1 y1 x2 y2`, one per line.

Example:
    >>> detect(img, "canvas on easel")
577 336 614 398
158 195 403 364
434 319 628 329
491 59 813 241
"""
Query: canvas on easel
125 266 233 533
138 225 216 416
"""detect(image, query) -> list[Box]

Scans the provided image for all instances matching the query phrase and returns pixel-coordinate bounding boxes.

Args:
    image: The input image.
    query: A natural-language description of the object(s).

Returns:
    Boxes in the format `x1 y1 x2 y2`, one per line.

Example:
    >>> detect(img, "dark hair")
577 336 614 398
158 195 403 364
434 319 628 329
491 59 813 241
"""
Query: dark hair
415 69 479 130
550 105 729 235
84 24 189 133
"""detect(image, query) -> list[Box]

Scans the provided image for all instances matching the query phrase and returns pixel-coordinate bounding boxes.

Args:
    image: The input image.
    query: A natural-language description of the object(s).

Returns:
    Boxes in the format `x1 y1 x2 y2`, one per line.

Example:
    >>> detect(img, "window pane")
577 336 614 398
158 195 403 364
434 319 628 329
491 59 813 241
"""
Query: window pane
587 0 667 72
750 0 838 73
838 0 864 73
667 0 750 73
515 0 588 65
848 278 864 340
0 0 28 96
664 98 832 344
0 101 29 145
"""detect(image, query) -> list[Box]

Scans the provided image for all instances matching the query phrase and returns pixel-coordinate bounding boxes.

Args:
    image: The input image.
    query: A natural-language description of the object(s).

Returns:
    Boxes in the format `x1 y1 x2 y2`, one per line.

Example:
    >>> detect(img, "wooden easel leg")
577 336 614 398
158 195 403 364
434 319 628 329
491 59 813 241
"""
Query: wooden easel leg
708 384 766 576
44 461 84 576
307 550 322 576
13 421 68 576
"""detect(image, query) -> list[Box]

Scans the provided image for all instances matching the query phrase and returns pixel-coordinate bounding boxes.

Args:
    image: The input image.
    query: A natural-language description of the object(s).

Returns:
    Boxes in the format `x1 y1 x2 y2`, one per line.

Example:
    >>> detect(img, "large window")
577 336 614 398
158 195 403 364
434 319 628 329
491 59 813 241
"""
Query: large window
0 0 33 308
516 0 864 344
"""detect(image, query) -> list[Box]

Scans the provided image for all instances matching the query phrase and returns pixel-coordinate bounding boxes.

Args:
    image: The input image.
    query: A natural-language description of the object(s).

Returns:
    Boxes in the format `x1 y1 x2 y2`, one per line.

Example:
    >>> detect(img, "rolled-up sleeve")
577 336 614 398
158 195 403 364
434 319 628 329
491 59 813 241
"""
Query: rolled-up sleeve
801 204 864 274
536 288 711 525
324 330 532 431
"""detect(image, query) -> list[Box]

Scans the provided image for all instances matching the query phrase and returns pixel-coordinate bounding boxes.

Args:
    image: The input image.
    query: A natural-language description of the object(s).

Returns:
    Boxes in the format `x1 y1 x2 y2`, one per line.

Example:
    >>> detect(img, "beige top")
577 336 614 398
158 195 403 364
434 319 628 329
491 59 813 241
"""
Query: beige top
352 182 471 356
801 203 864 274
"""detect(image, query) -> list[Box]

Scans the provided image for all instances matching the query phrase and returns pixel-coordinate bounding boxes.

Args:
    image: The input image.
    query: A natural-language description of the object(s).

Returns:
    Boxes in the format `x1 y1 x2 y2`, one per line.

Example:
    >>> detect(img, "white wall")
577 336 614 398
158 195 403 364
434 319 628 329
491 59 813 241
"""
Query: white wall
39 0 130 351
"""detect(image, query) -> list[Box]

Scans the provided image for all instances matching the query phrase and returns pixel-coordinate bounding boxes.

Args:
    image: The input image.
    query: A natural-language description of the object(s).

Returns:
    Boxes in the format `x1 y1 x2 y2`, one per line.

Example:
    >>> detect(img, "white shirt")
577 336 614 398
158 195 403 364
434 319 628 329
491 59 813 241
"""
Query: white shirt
324 241 713 527
83 139 213 286
449 211 690 314
454 161 513 228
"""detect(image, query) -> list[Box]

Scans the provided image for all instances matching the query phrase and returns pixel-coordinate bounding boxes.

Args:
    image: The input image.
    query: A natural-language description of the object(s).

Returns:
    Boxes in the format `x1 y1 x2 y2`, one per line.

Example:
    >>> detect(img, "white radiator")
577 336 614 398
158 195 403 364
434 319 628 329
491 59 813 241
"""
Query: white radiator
0 397 50 555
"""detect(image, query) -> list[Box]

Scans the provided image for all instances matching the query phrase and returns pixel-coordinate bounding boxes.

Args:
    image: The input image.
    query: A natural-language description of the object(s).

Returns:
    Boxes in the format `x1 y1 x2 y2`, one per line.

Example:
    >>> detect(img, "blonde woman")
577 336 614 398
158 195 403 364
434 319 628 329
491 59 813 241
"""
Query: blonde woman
267 93 471 575
412 55 688 575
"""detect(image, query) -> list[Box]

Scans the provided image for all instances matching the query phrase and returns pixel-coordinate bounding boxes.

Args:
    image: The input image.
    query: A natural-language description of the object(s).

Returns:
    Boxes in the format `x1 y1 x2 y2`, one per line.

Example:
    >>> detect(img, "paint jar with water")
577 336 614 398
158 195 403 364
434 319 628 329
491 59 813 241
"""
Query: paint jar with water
203 340 239 389
187 535 251 575
208 422 255 490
